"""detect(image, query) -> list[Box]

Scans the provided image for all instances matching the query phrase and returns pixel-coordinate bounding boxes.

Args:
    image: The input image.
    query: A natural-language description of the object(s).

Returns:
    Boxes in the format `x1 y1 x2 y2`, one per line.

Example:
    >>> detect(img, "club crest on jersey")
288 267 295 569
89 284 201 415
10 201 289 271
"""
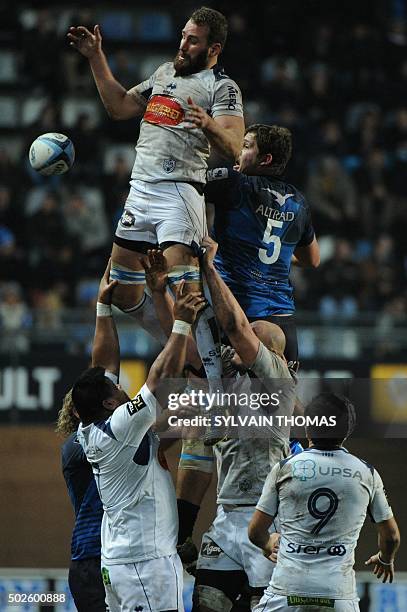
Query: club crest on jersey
239 478 252 492
144 94 184 126
164 82 177 93
127 394 146 416
163 158 176 173
293 459 316 481
261 188 295 206
207 167 228 182
120 210 135 227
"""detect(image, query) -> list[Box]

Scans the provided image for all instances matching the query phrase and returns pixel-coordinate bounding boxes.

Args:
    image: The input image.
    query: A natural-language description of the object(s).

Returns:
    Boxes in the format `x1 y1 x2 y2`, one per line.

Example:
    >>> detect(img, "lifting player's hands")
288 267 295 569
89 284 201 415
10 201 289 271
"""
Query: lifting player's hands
173 280 205 324
200 236 218 267
365 552 395 583
263 532 280 564
67 25 102 59
98 259 118 305
185 97 211 130
141 249 169 293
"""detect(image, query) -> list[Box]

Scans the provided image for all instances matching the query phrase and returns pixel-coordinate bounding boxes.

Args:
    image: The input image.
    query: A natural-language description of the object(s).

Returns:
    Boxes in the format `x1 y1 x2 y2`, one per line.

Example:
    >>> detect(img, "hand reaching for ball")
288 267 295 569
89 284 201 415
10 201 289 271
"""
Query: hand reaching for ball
67 25 102 59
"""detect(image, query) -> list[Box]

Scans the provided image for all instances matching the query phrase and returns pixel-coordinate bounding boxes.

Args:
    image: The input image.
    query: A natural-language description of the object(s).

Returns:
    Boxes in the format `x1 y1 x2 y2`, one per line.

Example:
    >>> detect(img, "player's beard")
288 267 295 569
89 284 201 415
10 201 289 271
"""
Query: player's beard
173 48 209 76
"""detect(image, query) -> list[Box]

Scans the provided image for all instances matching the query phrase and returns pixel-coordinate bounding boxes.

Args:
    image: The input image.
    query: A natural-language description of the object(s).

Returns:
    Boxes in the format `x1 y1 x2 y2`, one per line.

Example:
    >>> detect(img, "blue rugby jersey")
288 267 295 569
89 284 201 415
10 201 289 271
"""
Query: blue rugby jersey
62 432 103 561
205 168 315 316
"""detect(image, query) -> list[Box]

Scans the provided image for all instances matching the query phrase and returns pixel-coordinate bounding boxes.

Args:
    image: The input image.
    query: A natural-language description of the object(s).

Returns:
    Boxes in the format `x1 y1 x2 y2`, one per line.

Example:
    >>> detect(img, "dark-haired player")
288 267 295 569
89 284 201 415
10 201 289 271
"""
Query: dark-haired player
248 393 400 612
68 7 244 394
72 271 204 612
206 124 320 371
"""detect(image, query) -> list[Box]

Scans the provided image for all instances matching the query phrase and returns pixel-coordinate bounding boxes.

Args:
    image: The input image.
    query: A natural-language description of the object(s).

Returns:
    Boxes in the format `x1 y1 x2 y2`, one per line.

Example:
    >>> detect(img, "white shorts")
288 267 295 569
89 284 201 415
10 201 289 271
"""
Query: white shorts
253 593 360 612
103 554 184 612
196 505 275 588
115 179 207 248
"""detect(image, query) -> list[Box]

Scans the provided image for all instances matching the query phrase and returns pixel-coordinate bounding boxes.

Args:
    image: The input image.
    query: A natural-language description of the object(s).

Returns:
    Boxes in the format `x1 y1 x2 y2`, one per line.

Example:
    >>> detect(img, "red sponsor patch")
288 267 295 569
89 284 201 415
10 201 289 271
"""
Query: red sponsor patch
144 95 185 126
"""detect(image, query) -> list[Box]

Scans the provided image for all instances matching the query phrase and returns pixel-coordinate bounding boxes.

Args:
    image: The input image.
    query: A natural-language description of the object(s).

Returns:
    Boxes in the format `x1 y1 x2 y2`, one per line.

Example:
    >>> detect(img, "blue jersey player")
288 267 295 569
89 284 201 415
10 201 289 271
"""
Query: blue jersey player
205 124 320 370
58 392 106 612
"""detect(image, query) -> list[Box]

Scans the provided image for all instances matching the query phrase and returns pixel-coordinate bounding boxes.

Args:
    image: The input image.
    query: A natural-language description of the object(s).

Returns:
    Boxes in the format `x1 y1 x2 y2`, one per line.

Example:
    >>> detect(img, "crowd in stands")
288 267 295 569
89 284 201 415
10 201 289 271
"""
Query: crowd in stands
0 1 406 354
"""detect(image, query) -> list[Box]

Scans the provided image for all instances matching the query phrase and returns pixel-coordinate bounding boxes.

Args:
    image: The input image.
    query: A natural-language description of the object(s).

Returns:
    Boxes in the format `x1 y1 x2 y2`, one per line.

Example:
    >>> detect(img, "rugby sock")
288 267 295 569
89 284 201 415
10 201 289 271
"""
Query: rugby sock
167 265 223 394
177 499 200 544
123 289 167 347
193 303 223 395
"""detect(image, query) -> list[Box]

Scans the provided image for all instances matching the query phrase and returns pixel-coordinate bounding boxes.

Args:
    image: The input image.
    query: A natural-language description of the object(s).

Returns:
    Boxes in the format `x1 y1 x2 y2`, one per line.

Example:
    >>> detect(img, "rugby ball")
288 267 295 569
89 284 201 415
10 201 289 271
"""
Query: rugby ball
29 133 75 176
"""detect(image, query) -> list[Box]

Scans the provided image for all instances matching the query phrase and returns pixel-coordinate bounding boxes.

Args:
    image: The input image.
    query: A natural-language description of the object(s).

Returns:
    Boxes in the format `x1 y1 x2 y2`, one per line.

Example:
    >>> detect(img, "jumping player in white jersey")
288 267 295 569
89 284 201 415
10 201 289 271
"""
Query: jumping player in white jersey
248 393 400 612
67 7 245 393
142 244 296 611
72 268 205 612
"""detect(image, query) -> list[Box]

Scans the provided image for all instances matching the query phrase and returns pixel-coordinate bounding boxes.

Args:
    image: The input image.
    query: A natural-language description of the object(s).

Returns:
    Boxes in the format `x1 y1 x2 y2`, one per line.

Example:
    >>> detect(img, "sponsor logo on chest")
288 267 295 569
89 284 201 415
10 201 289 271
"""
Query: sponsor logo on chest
144 94 184 126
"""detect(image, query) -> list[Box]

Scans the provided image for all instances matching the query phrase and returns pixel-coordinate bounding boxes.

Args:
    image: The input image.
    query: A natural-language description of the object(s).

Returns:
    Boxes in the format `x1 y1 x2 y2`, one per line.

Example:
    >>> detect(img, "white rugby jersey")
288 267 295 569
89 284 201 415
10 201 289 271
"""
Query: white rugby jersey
257 447 393 599
77 383 178 565
128 62 243 184
215 342 294 504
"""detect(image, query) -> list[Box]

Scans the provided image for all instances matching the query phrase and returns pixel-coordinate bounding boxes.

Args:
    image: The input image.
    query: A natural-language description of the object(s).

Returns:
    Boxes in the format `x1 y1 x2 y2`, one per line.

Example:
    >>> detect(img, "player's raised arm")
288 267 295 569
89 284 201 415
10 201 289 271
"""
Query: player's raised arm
143 250 202 371
142 249 174 338
201 236 260 366
91 261 119 377
146 281 205 398
67 25 147 120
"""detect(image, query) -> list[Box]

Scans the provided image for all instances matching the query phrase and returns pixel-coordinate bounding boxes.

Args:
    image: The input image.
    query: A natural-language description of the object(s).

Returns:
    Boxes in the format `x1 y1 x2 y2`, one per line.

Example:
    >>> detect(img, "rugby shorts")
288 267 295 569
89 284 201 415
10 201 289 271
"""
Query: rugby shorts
196 504 275 588
114 179 207 249
102 553 184 612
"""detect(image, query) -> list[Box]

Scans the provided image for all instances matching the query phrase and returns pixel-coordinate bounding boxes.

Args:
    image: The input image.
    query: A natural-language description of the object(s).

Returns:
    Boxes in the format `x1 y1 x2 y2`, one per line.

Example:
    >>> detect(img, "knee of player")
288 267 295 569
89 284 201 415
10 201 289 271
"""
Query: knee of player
168 264 201 290
109 263 146 310
194 585 233 612
179 440 214 474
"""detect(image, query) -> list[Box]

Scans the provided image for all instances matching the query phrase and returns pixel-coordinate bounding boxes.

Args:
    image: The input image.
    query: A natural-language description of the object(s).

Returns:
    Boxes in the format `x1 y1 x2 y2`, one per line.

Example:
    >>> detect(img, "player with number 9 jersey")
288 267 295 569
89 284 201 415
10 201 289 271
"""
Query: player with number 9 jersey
248 393 399 612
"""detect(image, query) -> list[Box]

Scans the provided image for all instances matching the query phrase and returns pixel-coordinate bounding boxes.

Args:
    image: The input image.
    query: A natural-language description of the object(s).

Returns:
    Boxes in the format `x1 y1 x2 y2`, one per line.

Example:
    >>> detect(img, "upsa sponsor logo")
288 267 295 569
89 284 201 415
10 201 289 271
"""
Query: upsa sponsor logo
144 95 184 126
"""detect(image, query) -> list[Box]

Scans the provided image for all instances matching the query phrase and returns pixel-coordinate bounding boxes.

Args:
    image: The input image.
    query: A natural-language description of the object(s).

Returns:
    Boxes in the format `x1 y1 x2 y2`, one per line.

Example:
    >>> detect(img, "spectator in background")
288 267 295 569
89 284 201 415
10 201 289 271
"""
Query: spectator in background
108 50 137 89
64 192 110 275
0 227 25 285
102 154 131 221
70 113 102 182
354 148 394 236
0 150 22 193
375 296 407 358
316 239 359 319
0 185 22 242
0 282 31 352
21 9 62 96
260 56 301 110
350 107 383 155
30 191 66 252
306 156 357 236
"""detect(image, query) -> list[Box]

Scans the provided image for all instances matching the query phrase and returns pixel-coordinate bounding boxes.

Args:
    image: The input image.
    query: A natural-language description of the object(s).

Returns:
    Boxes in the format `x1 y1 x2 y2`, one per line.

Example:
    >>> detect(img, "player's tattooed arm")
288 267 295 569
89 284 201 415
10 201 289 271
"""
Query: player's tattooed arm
201 236 260 366
67 25 147 119
92 260 120 377
186 98 244 160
